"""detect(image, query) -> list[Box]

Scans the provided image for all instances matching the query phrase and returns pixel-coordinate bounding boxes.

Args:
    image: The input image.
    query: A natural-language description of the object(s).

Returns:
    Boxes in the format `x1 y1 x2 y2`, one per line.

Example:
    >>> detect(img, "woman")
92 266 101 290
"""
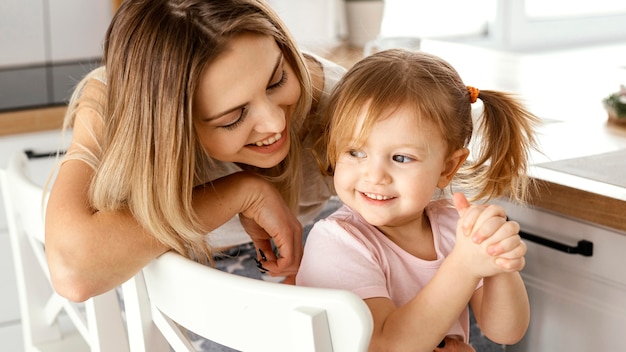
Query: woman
45 0 344 302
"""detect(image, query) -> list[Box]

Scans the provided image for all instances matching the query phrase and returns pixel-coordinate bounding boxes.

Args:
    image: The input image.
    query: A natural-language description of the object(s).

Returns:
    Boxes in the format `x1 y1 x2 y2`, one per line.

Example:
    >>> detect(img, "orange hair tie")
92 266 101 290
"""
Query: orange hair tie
467 86 480 104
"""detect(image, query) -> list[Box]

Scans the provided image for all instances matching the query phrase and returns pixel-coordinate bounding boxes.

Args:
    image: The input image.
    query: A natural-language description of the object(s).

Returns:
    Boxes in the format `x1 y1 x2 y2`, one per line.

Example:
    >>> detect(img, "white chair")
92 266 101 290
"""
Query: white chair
0 151 129 352
122 251 374 352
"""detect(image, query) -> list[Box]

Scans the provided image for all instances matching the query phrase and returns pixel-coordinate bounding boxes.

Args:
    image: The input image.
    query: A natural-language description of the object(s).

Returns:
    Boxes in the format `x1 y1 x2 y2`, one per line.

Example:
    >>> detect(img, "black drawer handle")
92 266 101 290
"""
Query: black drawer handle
24 149 66 159
519 231 593 257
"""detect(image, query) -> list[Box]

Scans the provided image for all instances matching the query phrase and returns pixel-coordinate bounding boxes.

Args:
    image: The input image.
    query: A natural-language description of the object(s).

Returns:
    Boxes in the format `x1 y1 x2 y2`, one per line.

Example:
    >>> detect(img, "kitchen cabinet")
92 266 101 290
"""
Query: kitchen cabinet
0 0 111 68
47 0 112 63
0 130 64 233
0 0 47 67
495 200 626 352
0 0 111 111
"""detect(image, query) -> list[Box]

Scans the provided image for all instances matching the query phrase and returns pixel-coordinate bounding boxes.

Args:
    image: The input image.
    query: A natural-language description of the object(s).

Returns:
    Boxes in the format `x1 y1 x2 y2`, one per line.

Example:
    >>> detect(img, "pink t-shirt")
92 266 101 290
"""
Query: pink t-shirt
296 198 479 342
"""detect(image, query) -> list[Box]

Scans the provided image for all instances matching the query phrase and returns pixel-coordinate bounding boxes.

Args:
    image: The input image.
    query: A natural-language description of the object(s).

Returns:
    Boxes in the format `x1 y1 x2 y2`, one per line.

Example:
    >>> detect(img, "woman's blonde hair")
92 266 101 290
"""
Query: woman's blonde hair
319 49 539 203
62 0 312 263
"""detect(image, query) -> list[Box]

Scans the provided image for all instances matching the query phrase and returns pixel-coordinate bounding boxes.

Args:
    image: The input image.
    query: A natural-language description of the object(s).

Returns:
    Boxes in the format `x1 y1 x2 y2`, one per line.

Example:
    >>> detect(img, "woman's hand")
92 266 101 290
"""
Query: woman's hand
239 213 302 280
195 172 303 278
235 175 303 279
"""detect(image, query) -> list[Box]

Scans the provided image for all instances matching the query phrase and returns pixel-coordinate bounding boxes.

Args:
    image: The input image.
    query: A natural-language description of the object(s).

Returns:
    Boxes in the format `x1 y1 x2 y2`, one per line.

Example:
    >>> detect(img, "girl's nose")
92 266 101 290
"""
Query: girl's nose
252 99 285 134
363 158 391 185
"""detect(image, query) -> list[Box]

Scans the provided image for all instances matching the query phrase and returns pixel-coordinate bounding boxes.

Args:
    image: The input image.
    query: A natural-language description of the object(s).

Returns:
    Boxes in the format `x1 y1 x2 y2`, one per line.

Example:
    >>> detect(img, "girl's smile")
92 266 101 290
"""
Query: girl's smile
360 191 395 202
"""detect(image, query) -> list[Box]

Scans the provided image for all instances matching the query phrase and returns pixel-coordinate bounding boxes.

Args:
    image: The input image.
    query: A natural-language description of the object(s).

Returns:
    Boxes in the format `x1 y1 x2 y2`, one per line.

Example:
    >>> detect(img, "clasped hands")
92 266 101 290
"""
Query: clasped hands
452 192 526 279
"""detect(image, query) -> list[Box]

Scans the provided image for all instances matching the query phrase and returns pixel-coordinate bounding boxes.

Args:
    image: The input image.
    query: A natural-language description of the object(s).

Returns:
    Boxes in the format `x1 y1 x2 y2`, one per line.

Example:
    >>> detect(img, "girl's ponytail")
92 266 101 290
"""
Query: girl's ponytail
466 89 540 203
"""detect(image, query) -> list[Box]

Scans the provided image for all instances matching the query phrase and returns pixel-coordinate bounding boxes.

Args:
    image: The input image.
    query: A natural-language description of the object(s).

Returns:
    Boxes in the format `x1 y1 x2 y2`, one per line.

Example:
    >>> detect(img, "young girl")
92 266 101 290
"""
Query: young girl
297 49 538 351
45 0 346 301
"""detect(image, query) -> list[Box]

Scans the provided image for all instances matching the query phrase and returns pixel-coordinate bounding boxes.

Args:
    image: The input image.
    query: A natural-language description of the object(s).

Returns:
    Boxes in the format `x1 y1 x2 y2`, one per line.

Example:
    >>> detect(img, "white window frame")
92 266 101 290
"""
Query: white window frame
491 0 626 50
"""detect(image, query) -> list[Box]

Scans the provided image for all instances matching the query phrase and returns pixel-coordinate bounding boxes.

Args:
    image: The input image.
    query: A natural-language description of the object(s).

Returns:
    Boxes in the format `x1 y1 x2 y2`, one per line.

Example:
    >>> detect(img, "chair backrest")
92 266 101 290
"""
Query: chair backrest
0 151 129 352
122 251 373 352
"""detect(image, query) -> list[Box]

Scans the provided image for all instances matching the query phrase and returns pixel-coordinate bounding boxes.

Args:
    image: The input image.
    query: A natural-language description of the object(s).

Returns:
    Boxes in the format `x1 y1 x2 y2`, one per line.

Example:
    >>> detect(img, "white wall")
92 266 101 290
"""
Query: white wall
0 0 112 68
268 0 342 51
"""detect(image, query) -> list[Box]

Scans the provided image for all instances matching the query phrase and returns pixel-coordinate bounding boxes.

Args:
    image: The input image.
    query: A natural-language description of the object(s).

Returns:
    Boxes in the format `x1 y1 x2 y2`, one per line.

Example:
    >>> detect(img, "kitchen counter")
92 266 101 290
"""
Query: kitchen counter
529 121 626 232
0 105 65 136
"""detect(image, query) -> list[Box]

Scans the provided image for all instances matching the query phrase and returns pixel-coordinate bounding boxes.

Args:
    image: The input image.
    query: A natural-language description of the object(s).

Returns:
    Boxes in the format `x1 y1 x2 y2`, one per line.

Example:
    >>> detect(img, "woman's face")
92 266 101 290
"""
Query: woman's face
193 33 301 168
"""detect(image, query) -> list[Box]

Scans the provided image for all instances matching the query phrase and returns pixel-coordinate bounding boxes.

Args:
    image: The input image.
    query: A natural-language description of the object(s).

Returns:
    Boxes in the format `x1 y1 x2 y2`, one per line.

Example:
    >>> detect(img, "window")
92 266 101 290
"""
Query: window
491 0 626 50
380 0 626 51
380 0 494 39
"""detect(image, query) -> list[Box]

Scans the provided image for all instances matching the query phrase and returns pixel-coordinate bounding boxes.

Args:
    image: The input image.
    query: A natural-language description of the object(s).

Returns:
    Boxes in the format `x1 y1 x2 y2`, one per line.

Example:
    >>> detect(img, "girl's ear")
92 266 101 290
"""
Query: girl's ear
437 148 469 188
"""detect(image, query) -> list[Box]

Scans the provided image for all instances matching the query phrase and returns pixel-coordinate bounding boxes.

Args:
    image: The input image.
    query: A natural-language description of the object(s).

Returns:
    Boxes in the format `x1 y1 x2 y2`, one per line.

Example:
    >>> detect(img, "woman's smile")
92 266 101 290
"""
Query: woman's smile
246 130 288 154
251 132 282 146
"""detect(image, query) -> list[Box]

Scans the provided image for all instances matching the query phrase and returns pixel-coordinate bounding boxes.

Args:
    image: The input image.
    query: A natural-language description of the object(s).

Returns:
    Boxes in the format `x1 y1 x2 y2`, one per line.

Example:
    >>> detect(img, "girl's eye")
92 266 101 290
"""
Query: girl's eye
349 150 366 158
267 70 288 91
393 155 413 163
219 107 248 131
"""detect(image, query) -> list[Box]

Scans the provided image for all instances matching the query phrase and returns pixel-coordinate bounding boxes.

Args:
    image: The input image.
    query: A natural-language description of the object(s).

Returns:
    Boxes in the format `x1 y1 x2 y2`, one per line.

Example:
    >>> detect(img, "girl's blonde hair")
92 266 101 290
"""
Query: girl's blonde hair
62 0 312 263
319 49 539 203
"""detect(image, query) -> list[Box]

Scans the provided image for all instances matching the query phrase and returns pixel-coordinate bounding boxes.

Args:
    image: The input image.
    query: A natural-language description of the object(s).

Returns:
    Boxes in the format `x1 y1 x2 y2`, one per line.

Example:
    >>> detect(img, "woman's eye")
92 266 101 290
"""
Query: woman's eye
267 70 288 91
392 155 413 163
220 107 247 130
349 150 366 158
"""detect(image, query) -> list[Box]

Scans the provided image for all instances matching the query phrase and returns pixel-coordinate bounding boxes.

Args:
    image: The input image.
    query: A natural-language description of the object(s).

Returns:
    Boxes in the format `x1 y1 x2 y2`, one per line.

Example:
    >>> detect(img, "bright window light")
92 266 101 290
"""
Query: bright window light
380 0 495 38
525 0 626 19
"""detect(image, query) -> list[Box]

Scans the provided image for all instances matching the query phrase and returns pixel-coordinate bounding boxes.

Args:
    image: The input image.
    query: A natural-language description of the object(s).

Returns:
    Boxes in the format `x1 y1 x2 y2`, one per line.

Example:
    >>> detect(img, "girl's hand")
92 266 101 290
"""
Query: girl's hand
452 193 526 277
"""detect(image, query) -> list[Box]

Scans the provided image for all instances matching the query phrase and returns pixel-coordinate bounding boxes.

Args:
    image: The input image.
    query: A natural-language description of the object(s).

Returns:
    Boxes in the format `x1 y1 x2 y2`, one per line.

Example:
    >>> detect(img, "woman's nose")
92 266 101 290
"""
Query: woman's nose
252 99 285 133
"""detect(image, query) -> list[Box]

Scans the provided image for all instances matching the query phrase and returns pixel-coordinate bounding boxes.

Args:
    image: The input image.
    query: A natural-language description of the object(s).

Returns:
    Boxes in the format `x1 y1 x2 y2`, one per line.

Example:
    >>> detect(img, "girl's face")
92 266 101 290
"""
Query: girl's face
193 33 301 168
333 104 464 233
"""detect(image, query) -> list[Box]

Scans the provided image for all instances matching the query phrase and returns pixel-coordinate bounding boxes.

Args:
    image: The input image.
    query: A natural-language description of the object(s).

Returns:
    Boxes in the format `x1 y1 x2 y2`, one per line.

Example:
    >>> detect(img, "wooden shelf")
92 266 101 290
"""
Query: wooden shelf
0 106 66 136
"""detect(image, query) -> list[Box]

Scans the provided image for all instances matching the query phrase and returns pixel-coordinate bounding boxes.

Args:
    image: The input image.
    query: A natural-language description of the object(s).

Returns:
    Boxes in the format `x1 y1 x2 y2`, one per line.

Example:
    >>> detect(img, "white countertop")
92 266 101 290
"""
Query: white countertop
418 39 626 232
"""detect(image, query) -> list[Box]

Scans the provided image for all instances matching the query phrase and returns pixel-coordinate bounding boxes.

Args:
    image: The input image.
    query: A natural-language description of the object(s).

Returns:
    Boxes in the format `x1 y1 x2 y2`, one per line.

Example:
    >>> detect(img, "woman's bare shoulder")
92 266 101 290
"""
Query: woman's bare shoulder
66 67 108 151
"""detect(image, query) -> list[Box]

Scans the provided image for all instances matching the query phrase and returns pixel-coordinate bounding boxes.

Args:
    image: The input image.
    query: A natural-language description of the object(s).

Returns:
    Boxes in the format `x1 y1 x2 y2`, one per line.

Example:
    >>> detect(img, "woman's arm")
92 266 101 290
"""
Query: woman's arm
46 87 302 302
49 169 301 300
46 159 301 302
46 157 167 302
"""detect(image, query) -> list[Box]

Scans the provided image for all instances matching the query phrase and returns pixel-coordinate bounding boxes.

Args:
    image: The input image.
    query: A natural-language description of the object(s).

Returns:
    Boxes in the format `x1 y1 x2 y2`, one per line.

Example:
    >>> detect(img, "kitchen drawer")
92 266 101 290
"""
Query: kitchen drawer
498 200 626 286
495 200 626 352
0 130 65 232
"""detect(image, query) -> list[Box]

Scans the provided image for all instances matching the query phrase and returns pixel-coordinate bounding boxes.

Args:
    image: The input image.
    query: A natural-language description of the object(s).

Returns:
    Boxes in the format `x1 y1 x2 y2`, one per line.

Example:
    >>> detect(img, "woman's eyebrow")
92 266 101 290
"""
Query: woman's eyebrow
203 52 283 122
267 52 283 86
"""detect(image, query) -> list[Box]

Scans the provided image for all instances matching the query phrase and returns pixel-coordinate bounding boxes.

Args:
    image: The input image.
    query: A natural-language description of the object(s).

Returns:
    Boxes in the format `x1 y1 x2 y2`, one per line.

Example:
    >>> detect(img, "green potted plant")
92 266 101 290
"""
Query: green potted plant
602 85 626 125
